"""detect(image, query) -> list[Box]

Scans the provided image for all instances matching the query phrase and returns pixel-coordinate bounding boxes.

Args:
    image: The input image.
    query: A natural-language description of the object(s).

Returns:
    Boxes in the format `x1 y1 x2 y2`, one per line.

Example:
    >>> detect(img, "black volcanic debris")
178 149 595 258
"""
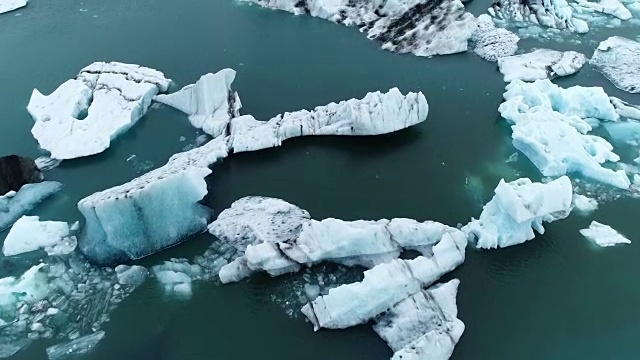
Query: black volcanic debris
0 155 44 196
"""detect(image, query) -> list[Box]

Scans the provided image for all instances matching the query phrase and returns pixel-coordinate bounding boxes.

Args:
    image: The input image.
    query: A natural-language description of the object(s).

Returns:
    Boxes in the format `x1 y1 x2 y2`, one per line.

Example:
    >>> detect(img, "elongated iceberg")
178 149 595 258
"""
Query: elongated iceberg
228 88 428 152
580 221 631 247
241 0 477 57
497 49 587 82
463 177 573 249
590 37 640 94
0 0 26 14
3 216 76 256
154 69 241 137
27 62 172 159
77 137 229 265
0 181 62 231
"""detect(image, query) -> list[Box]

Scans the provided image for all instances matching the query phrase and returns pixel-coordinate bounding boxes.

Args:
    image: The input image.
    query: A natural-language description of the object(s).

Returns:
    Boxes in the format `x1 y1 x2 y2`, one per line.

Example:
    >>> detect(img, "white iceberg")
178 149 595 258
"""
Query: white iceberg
154 69 241 137
27 62 171 160
497 49 587 82
46 331 105 360
374 279 464 360
463 177 573 249
580 221 631 246
2 216 76 257
77 136 229 265
489 0 589 33
610 97 640 120
590 37 640 94
0 181 62 232
572 194 599 214
0 0 26 14
242 0 477 57
228 88 428 153
574 0 632 20
470 14 519 62
301 231 467 330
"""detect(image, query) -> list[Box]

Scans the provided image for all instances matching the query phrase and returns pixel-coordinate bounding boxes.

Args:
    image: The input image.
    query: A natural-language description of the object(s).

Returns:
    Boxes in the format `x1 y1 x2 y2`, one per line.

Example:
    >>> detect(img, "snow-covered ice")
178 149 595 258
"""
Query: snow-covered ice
572 194 599 214
241 0 477 57
228 88 428 153
463 177 573 249
77 137 229 265
470 14 519 62
497 49 587 82
489 0 589 33
154 69 241 137
0 0 26 14
374 279 464 360
46 331 105 360
0 181 62 232
580 221 631 246
590 37 640 93
3 216 76 256
574 0 632 20
27 62 171 159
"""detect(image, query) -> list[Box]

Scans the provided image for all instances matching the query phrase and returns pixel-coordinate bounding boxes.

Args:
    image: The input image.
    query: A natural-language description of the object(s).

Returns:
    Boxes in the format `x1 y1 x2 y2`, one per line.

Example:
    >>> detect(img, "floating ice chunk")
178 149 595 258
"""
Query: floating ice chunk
218 257 253 284
78 137 229 265
574 0 632 20
242 0 477 57
470 14 519 62
610 97 640 120
3 216 76 256
463 177 573 249
497 49 587 82
0 264 48 309
27 62 171 159
46 331 105 360
580 221 630 246
572 194 599 214
301 232 466 330
34 156 62 171
591 37 640 93
489 0 589 33
152 259 202 298
0 181 62 232
115 265 148 287
154 69 241 137
0 0 26 14
374 279 464 360
229 88 428 153
604 120 640 146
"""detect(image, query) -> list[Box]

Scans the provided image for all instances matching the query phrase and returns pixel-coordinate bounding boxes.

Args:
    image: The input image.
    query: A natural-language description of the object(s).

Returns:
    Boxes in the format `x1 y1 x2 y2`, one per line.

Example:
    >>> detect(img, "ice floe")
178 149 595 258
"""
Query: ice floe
497 49 587 82
580 221 631 246
0 181 62 232
470 14 519 62
0 0 26 15
590 37 640 94
27 62 171 160
154 69 241 137
3 216 77 257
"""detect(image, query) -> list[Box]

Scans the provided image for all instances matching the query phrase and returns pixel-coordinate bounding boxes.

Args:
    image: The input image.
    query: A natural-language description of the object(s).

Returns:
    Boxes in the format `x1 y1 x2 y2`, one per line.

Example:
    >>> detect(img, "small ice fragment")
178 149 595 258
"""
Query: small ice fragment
580 221 630 247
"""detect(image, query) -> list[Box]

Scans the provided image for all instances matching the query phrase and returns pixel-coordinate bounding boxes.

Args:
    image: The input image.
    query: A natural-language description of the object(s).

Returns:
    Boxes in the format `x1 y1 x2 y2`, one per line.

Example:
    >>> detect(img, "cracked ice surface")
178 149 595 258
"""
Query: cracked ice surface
27 62 171 160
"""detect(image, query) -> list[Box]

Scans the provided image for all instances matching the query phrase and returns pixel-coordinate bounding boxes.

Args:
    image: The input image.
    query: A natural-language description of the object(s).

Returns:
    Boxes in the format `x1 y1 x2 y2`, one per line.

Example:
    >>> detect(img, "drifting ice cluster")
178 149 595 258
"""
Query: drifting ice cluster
463 177 573 248
497 49 587 82
241 0 478 57
27 62 171 159
580 221 631 246
0 181 62 231
489 0 589 33
3 216 77 257
0 0 26 14
590 36 640 94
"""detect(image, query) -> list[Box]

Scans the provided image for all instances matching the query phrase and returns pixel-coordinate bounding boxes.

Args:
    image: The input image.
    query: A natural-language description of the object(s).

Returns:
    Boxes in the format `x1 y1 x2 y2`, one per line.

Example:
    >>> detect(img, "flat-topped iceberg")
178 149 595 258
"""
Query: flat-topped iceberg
488 0 589 33
374 279 464 360
242 0 477 57
154 69 241 137
301 231 466 330
0 0 26 14
3 216 76 256
463 177 573 249
0 181 62 231
497 49 587 82
590 37 640 93
580 221 631 246
27 62 171 160
470 14 519 62
228 88 428 153
77 137 229 265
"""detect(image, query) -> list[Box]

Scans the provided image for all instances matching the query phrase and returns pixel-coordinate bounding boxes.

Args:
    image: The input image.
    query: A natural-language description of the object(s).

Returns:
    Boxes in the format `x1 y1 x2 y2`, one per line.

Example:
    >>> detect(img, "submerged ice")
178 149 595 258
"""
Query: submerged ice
497 49 587 82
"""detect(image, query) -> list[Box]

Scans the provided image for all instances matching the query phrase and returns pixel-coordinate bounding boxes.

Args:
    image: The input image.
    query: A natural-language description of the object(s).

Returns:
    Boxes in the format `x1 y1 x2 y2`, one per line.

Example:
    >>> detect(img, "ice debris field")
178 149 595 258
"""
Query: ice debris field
2 0 640 359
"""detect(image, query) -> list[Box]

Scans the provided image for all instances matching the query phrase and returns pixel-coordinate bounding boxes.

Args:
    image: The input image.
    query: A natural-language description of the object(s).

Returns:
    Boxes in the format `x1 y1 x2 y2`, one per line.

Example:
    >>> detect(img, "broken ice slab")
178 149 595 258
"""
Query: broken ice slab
45 331 105 360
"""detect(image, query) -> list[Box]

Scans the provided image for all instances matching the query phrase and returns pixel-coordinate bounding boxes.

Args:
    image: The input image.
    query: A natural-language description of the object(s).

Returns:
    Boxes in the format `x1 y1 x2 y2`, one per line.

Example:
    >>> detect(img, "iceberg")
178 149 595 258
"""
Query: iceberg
470 14 519 62
604 120 640 146
27 62 172 159
46 331 105 360
489 0 589 33
610 97 640 120
572 194 599 214
0 155 43 196
574 0 632 20
154 69 241 137
0 181 62 232
228 88 428 153
590 37 640 94
3 216 76 257
77 136 229 265
580 221 631 246
301 232 466 330
463 177 573 249
0 0 26 14
373 279 464 360
497 49 587 82
242 0 478 57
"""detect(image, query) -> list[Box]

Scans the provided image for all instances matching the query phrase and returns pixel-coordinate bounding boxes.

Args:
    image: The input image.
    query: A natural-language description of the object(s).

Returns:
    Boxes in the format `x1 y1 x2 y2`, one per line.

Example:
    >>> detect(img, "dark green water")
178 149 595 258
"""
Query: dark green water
1 0 640 359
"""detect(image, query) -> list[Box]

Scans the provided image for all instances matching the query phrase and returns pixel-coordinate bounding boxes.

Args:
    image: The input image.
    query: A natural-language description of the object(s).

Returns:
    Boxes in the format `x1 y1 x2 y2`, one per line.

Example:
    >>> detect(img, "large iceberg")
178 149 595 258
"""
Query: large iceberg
3 216 76 257
154 69 241 137
580 221 631 246
241 0 478 57
228 88 428 153
0 181 62 232
469 14 519 62
27 62 172 160
499 79 630 189
497 49 587 82
77 137 229 265
373 279 464 360
590 37 640 94
463 177 573 249
0 0 26 14
301 231 466 330
0 155 43 196
488 0 589 33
